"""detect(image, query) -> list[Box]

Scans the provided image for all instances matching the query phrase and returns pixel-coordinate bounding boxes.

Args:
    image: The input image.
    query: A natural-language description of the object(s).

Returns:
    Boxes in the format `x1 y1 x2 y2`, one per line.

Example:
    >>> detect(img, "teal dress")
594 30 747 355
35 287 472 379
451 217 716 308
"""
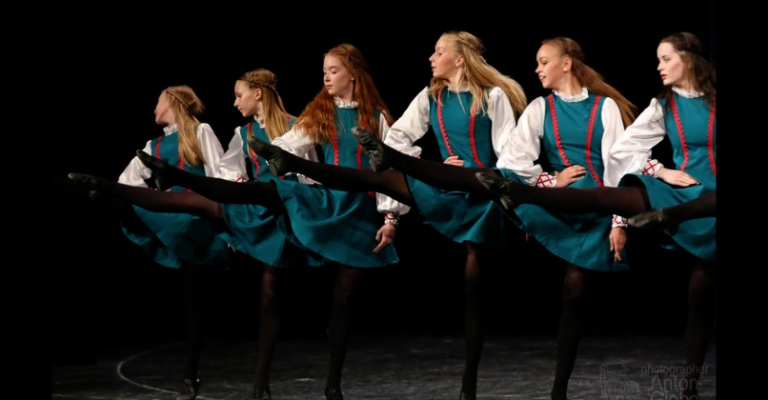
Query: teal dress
219 117 318 267
406 89 511 252
272 107 399 267
501 93 629 271
121 129 235 269
619 94 716 263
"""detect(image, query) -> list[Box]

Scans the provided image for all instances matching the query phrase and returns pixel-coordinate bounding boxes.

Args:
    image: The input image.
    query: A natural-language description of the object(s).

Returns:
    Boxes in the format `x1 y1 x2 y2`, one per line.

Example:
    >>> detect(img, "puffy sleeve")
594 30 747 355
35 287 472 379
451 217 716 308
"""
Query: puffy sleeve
604 98 667 188
196 123 226 178
382 87 431 157
599 97 625 187
605 98 666 228
495 97 548 186
487 86 517 159
118 140 153 187
271 124 320 158
215 126 249 181
376 112 411 216
269 124 321 184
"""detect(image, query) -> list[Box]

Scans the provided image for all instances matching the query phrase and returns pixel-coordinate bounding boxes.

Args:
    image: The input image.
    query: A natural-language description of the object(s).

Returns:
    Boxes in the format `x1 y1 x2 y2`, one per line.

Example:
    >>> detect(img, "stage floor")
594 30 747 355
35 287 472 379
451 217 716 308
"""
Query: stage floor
52 333 716 399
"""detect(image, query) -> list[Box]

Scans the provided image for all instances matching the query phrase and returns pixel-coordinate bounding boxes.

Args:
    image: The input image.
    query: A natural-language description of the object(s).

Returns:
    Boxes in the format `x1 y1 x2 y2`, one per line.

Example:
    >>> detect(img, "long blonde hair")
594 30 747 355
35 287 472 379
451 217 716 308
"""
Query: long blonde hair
429 31 527 119
164 85 206 166
295 43 394 144
238 68 294 141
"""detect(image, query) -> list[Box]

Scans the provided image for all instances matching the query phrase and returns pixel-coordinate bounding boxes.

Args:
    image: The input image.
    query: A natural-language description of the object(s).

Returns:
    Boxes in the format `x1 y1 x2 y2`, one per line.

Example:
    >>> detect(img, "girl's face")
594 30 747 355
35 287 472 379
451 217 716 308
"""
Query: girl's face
534 43 569 90
657 42 689 88
233 80 261 117
429 36 462 80
154 92 175 125
323 55 354 99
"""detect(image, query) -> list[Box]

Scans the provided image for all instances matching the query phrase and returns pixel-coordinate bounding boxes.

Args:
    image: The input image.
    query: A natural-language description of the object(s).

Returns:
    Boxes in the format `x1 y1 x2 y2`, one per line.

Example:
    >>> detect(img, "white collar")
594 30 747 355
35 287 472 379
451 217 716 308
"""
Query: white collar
162 123 178 135
672 86 704 98
334 96 358 108
445 84 470 93
552 87 589 102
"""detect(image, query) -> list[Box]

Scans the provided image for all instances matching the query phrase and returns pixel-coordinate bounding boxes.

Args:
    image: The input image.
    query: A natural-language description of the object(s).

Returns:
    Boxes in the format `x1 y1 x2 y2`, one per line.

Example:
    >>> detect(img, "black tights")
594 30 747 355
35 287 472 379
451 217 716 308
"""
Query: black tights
551 264 591 400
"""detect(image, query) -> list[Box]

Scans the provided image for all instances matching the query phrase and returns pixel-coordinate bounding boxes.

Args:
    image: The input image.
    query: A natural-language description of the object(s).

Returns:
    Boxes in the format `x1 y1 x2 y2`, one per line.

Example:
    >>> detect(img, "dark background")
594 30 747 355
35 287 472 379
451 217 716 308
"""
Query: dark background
49 4 719 364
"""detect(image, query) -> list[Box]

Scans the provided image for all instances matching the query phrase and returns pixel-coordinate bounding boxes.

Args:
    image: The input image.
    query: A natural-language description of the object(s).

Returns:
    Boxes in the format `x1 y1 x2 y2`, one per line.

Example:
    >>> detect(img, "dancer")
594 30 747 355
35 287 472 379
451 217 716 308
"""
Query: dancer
214 68 317 400
74 85 233 400
471 37 637 400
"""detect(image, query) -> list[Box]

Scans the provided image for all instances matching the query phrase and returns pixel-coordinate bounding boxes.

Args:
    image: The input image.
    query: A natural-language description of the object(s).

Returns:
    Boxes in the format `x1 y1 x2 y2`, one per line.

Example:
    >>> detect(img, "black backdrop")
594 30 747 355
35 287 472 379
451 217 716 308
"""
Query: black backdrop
49 4 718 363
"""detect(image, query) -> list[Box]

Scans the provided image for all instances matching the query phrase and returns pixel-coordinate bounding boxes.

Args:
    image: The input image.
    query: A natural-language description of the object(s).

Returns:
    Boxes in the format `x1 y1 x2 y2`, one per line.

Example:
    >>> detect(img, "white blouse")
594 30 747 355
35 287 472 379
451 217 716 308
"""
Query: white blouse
384 86 517 163
118 122 224 187
605 86 703 187
499 87 625 187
